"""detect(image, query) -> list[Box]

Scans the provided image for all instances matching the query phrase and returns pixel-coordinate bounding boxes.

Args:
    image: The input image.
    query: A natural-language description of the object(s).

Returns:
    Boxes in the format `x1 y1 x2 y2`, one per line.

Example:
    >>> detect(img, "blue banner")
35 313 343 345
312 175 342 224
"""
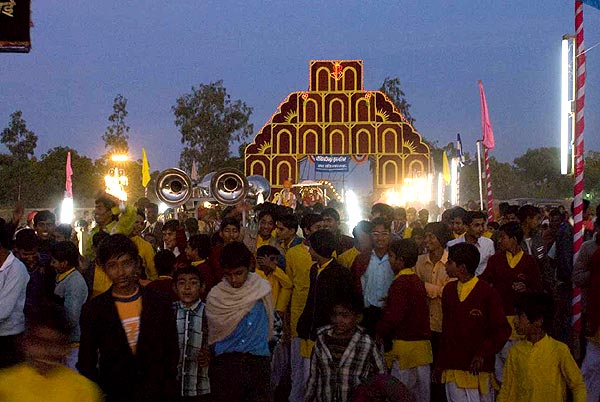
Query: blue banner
581 0 600 10
314 155 349 172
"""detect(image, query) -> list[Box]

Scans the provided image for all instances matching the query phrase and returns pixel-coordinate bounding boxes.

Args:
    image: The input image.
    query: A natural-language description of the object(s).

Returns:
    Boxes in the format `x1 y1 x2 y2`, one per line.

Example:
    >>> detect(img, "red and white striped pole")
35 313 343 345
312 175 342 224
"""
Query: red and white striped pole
572 0 586 334
484 147 493 221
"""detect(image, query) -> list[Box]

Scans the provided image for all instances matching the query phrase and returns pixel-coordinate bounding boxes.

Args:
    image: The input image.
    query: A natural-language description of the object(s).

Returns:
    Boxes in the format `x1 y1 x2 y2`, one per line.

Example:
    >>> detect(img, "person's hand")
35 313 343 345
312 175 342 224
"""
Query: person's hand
469 355 484 375
198 348 211 367
512 281 526 293
12 200 24 225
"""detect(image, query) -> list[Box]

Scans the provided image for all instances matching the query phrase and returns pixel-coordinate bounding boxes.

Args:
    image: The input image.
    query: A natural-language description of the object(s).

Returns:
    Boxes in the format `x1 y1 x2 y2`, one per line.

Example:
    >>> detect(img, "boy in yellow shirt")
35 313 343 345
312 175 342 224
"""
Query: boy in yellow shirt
0 304 102 402
498 292 586 402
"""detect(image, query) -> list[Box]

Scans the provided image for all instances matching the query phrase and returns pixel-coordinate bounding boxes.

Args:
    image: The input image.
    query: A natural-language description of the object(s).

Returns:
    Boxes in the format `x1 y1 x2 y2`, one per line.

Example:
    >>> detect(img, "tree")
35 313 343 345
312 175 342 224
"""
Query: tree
379 77 415 126
173 80 254 176
0 111 38 202
102 94 130 155
1 110 38 160
513 147 572 199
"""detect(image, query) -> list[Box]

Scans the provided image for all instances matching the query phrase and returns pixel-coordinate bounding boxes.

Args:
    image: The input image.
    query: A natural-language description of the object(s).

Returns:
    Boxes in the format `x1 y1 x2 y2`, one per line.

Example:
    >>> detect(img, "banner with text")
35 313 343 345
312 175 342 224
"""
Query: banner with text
0 0 31 53
314 155 349 172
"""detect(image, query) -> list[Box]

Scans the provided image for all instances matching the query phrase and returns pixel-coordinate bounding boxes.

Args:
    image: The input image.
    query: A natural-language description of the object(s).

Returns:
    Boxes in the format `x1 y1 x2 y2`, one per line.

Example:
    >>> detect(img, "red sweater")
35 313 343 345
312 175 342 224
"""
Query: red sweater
480 252 542 316
437 280 511 373
376 272 431 342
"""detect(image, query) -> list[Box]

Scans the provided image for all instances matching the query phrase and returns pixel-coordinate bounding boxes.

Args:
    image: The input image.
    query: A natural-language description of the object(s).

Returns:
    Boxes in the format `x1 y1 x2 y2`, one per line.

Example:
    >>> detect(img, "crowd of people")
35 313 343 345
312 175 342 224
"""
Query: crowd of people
0 193 599 402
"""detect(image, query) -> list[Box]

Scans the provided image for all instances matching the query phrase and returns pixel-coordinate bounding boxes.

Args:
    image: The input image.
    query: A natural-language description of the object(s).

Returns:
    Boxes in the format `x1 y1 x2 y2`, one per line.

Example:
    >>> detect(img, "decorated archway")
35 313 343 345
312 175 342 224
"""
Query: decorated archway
245 60 431 199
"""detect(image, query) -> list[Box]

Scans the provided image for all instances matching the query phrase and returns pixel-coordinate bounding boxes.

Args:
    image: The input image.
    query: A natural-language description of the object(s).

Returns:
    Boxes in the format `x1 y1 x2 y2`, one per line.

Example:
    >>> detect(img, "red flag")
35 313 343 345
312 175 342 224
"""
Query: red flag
65 151 73 198
478 80 495 150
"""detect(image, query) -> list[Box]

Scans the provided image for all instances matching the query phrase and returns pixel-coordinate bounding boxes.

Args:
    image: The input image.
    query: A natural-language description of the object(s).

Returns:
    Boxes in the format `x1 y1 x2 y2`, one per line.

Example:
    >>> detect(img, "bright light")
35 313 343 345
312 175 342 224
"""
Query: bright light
382 175 433 207
345 190 363 232
104 168 128 201
256 193 265 205
158 202 168 214
437 173 443 208
111 154 129 162
561 38 570 175
450 158 458 205
60 197 74 224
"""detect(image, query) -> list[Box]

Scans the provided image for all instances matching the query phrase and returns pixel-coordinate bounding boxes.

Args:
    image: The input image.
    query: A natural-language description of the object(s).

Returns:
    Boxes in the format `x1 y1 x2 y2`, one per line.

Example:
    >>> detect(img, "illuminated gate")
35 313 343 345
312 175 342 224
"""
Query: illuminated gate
245 60 431 199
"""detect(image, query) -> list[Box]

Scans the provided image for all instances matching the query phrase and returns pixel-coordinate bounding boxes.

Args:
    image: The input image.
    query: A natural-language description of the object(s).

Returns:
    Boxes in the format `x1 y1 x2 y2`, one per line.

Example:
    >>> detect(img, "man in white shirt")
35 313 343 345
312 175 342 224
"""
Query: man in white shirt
447 210 495 276
0 222 29 368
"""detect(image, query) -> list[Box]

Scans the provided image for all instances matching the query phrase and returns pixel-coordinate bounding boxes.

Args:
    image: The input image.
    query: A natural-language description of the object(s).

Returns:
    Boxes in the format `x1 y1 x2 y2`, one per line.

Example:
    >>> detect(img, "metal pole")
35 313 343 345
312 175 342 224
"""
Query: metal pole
476 140 484 209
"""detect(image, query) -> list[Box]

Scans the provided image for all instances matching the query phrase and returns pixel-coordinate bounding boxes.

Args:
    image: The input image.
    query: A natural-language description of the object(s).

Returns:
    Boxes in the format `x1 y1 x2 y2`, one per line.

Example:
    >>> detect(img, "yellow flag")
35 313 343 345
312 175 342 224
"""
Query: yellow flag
442 151 451 184
142 148 151 187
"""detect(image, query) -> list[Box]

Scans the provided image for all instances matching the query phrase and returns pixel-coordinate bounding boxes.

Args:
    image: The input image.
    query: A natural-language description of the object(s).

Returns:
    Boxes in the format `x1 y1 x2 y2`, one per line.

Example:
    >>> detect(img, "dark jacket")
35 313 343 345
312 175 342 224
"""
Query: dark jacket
77 286 179 402
296 259 353 341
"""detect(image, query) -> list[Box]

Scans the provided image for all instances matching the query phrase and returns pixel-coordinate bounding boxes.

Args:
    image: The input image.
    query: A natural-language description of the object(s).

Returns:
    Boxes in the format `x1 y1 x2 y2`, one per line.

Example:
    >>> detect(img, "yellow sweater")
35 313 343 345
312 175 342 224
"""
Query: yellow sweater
498 335 586 402
256 267 293 312
130 235 157 280
285 243 313 338
0 364 102 402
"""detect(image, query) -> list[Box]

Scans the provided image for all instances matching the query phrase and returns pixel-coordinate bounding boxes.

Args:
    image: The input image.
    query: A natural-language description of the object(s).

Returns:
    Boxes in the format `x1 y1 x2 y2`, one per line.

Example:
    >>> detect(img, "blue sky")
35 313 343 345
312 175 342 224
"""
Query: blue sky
2 1 600 175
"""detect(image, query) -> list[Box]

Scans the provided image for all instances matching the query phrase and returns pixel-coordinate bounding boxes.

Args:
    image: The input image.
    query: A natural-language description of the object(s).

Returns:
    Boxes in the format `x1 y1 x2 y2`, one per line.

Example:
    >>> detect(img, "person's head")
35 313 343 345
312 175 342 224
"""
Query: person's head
388 239 419 273
173 266 204 306
446 242 480 279
504 205 520 223
410 227 425 249
256 245 281 271
571 199 591 217
49 241 80 274
514 292 554 336
162 219 180 250
33 210 56 241
53 223 73 243
132 209 146 237
352 220 374 252
308 229 336 261
276 214 299 244
135 197 151 210
145 203 159 224
91 230 110 253
406 207 417 224
94 194 117 227
21 303 71 373
450 207 467 235
329 293 363 338
14 228 39 270
257 210 276 239
370 203 395 221
186 234 211 262
424 222 453 252
154 249 176 277
97 234 141 293
549 208 563 230
321 207 341 233
221 241 253 288
518 205 541 233
498 222 524 252
184 217 199 235
370 217 391 253
300 213 324 238
464 210 487 239
418 209 429 226
220 217 241 244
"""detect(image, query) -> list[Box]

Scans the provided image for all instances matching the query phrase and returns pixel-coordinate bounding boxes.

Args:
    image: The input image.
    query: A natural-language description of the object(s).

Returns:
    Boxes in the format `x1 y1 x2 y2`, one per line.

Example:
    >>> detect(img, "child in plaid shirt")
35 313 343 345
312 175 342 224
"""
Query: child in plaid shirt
305 293 385 402
172 266 211 401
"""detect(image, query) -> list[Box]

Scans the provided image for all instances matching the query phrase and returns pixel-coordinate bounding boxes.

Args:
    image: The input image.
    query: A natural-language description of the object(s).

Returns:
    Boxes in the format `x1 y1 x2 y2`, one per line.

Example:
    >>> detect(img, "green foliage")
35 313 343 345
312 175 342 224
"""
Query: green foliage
173 81 253 177
102 94 130 155
1 110 38 160
379 77 415 126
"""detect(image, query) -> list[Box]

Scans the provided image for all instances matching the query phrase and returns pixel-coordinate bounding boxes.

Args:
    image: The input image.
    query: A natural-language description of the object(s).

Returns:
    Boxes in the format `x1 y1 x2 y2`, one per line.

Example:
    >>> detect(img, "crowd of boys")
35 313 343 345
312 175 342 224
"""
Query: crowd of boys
0 194 598 402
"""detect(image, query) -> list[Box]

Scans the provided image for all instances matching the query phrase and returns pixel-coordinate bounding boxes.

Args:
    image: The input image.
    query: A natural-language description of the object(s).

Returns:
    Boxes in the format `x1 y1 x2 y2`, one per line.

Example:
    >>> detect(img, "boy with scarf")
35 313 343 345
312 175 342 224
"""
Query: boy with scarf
205 241 273 402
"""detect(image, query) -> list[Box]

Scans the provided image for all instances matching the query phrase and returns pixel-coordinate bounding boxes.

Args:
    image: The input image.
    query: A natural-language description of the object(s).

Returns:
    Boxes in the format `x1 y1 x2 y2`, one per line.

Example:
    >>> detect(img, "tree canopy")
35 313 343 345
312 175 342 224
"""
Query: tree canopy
102 94 130 155
172 80 254 177
379 77 415 126
1 110 38 160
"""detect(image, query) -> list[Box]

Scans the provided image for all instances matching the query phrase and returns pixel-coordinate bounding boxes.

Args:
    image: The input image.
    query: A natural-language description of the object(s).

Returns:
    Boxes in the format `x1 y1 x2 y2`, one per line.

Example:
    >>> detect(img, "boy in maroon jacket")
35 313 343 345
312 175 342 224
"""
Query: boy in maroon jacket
436 242 511 402
480 221 542 383
376 239 431 402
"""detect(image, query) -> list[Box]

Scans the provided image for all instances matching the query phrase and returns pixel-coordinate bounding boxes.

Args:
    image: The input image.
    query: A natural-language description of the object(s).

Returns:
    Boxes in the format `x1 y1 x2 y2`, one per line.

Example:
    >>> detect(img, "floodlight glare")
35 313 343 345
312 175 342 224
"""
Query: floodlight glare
561 38 569 175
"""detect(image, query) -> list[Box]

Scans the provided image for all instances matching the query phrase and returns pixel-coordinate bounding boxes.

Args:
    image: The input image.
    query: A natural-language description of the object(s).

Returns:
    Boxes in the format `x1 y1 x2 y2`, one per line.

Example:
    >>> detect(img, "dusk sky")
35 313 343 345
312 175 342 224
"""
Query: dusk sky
2 1 600 177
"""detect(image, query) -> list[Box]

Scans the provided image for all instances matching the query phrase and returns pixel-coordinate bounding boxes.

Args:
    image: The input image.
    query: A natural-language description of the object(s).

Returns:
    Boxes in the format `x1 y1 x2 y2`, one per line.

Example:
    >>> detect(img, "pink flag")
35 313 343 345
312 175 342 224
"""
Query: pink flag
65 151 73 198
478 80 495 150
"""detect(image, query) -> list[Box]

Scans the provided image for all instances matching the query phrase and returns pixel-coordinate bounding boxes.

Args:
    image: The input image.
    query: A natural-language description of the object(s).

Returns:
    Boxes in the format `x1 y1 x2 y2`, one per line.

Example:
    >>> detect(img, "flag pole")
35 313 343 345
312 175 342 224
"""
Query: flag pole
484 146 494 221
476 140 484 210
571 0 586 347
